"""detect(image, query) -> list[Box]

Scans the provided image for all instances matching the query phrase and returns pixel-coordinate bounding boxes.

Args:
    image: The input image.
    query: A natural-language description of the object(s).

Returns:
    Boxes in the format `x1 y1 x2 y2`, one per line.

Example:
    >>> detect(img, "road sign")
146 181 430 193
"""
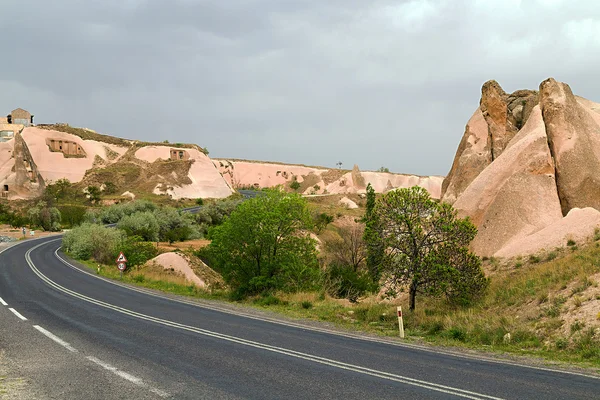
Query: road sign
117 262 126 271
116 252 128 263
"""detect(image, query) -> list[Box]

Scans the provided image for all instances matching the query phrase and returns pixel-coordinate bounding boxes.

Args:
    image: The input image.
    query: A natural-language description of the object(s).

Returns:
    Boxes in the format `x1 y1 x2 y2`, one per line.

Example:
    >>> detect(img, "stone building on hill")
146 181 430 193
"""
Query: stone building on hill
7 108 34 126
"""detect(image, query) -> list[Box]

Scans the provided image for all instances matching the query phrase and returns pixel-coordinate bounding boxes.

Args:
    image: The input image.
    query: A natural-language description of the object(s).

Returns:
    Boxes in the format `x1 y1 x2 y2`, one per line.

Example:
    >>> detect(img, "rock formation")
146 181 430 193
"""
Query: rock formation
443 78 600 257
213 159 444 198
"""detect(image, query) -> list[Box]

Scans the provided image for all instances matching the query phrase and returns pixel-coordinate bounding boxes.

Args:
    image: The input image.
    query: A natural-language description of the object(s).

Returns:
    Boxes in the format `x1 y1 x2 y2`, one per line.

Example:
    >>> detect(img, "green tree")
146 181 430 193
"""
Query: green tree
373 186 487 311
377 167 390 173
363 183 384 283
27 201 62 231
202 189 319 295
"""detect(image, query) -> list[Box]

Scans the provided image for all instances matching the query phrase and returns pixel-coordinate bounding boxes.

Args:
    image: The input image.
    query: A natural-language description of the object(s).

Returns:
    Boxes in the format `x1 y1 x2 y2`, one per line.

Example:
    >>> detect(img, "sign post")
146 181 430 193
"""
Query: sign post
397 306 405 338
116 252 127 278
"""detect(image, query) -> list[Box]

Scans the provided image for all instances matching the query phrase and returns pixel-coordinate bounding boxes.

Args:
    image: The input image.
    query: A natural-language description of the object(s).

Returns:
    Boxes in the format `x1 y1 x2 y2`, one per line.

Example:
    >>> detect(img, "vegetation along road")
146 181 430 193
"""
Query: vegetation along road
0 235 598 399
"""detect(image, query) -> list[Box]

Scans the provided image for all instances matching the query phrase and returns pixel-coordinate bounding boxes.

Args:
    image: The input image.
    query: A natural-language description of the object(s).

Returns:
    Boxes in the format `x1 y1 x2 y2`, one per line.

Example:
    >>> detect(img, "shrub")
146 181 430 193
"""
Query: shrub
119 235 158 268
325 263 374 302
117 211 160 242
567 239 576 247
154 207 199 243
97 200 157 224
195 198 204 206
62 223 125 264
301 301 313 309
289 180 301 191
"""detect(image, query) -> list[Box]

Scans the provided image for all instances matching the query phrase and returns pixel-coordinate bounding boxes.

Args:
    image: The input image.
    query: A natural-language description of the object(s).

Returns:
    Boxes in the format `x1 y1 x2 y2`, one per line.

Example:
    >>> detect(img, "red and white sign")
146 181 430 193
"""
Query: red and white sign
117 262 126 271
116 252 128 263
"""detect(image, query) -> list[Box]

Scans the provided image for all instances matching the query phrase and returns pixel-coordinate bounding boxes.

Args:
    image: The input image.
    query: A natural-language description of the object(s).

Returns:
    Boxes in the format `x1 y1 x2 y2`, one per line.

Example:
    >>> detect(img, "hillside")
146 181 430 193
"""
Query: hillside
0 124 233 200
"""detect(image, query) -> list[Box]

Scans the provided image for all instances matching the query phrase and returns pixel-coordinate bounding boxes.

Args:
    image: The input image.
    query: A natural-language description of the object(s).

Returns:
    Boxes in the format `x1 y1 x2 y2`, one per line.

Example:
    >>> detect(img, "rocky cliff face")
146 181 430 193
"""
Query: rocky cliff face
443 78 600 257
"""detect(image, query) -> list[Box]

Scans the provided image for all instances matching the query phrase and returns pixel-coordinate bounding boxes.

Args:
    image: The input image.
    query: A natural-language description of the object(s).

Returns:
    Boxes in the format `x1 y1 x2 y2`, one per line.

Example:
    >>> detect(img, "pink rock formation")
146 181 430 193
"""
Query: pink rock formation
135 146 233 199
540 78 600 215
0 127 233 200
452 106 562 256
444 78 600 257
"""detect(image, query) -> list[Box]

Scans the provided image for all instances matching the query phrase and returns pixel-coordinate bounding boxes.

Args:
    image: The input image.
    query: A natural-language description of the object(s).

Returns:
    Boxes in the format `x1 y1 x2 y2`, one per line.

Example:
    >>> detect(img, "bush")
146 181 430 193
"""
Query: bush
301 301 313 309
325 264 374 302
62 223 125 264
97 200 157 224
289 180 301 191
195 198 204 206
119 235 158 268
117 211 160 242
154 207 199 243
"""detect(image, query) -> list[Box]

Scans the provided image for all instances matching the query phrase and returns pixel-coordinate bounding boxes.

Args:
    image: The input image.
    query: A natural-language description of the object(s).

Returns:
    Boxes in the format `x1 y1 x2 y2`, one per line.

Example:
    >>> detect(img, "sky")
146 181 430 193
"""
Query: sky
2 0 600 176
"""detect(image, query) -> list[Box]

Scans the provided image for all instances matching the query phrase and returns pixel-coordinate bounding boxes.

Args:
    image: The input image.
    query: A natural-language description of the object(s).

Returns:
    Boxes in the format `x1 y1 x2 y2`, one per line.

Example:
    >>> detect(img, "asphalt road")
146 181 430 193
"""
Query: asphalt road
0 236 599 399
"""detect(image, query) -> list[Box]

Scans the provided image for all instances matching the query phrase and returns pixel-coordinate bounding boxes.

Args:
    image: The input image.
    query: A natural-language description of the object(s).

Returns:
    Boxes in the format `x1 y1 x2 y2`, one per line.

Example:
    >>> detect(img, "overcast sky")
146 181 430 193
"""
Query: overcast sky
1 0 599 176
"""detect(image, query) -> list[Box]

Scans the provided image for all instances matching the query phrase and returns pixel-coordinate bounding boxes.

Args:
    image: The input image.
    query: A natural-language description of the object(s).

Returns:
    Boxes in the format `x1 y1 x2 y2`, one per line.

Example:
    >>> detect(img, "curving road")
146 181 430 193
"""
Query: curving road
0 236 599 399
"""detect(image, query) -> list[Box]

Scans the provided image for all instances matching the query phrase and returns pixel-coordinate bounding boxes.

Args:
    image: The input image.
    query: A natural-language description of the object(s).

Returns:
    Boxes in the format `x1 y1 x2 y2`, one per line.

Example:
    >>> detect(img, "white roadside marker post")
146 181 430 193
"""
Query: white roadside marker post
397 306 405 338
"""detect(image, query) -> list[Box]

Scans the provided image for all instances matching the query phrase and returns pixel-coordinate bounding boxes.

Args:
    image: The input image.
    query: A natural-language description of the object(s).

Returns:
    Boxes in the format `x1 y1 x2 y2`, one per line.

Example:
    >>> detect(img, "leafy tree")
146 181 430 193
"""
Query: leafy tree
27 201 62 231
377 167 390 173
201 190 319 295
363 183 384 283
373 186 488 311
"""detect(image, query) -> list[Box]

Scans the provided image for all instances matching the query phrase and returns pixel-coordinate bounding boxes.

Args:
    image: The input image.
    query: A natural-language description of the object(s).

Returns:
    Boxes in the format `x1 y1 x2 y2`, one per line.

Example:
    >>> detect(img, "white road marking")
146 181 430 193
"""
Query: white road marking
8 307 27 321
26 243 500 400
0 297 7 306
33 325 78 353
87 356 169 398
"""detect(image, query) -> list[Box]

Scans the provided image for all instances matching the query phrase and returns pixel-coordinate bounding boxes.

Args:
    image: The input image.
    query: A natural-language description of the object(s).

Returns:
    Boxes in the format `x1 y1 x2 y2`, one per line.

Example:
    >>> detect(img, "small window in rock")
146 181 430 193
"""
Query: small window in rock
3 185 8 191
